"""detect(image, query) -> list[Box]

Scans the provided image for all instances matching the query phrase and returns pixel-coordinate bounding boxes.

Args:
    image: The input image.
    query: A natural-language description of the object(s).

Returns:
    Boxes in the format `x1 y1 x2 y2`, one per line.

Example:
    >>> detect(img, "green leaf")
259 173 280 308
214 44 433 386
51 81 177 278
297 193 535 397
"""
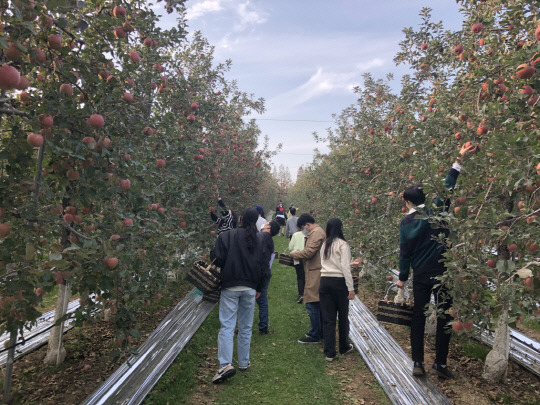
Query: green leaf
49 253 63 261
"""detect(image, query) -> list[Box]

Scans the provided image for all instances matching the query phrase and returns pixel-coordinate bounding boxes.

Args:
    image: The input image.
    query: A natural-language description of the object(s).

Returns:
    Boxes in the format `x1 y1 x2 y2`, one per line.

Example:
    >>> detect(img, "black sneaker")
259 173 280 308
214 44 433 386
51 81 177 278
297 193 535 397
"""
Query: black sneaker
340 344 354 355
298 336 321 344
212 363 236 384
432 363 453 379
239 362 251 372
259 327 268 335
412 361 425 377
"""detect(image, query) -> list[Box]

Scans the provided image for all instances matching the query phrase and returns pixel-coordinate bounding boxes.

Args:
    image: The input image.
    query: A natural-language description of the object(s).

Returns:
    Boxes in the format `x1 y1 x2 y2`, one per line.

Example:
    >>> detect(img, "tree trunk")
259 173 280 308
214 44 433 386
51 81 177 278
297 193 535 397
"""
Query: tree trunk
482 303 510 382
43 281 71 365
2 330 17 404
425 304 437 336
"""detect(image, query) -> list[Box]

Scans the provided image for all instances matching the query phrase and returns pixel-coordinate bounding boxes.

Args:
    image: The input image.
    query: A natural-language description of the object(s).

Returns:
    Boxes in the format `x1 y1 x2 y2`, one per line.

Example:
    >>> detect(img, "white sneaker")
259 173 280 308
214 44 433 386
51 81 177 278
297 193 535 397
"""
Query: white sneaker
212 363 236 384
239 362 251 371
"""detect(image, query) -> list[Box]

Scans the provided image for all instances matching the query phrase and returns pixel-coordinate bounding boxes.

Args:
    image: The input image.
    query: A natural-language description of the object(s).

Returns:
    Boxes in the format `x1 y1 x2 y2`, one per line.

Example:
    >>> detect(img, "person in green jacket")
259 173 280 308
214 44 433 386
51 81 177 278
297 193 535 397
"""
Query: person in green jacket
289 228 305 303
396 143 475 380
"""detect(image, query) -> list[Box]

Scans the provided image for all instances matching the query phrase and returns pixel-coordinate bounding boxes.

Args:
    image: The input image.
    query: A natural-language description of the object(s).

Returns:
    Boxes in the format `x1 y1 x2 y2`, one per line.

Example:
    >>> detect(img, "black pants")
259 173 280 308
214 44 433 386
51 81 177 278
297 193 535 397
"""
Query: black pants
319 277 350 358
411 273 452 364
294 261 304 296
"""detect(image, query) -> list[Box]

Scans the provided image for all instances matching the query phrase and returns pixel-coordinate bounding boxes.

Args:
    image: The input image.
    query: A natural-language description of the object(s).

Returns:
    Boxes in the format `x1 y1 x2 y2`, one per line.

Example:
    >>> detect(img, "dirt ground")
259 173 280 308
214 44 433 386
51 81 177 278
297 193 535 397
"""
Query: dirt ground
2 285 190 405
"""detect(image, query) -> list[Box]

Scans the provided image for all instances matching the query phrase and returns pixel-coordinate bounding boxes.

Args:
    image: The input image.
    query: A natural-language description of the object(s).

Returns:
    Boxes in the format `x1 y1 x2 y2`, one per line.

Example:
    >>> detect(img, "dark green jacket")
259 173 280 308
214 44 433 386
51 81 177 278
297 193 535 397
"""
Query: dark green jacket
398 167 460 281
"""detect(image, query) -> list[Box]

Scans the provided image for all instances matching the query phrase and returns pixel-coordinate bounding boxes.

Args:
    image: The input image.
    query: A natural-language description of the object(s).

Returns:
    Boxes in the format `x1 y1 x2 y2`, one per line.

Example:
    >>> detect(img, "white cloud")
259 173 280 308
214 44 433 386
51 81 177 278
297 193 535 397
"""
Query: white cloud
186 0 223 20
234 1 267 31
266 66 364 113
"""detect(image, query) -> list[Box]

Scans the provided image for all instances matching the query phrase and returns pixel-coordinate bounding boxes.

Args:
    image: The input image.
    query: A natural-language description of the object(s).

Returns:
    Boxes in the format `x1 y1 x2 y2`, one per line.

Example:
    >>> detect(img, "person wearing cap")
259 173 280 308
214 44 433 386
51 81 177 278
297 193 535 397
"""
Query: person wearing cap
254 205 266 232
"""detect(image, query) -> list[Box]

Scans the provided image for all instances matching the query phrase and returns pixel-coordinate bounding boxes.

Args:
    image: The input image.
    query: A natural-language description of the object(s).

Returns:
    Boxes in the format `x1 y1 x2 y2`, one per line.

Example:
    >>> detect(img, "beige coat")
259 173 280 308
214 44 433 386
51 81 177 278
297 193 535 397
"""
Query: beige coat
290 224 325 303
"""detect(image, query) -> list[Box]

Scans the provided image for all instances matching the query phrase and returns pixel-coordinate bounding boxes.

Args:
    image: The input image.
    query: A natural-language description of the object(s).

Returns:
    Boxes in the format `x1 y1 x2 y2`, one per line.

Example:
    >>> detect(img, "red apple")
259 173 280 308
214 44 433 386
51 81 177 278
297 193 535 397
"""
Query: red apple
471 23 483 33
66 169 79 181
123 218 133 227
129 51 140 62
114 26 126 38
33 48 46 63
17 76 30 90
112 5 126 18
0 65 21 90
27 133 44 147
104 257 118 269
87 114 104 129
0 223 11 238
119 179 131 190
486 260 496 269
516 64 535 79
5 43 21 60
47 34 62 49
156 159 166 168
59 83 73 96
453 44 464 55
122 92 134 103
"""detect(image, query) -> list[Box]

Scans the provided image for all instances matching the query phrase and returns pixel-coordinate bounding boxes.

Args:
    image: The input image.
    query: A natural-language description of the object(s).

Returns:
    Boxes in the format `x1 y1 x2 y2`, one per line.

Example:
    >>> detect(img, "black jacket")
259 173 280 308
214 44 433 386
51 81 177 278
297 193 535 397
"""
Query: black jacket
258 232 274 281
210 227 267 291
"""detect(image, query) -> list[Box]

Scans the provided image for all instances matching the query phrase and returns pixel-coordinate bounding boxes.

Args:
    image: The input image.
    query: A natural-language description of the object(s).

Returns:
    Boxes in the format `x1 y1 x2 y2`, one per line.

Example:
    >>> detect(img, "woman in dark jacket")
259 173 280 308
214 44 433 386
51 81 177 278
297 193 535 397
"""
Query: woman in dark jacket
210 208 267 384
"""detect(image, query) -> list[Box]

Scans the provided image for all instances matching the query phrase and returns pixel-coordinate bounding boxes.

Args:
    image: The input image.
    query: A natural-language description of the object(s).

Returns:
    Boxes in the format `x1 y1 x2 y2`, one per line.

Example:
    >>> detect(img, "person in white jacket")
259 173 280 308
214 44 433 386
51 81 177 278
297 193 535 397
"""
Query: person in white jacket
319 218 355 361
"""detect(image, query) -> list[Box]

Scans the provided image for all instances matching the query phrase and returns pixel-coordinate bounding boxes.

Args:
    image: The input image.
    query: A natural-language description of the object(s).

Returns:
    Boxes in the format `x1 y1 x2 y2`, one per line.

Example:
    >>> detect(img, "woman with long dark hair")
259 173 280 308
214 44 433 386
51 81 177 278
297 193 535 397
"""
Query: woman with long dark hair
210 208 267 383
319 218 355 361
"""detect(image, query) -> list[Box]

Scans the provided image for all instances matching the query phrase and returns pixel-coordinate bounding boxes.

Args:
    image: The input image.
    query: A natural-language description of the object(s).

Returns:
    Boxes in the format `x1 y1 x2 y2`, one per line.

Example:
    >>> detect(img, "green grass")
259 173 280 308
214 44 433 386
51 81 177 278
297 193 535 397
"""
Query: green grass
145 235 381 404
460 340 490 361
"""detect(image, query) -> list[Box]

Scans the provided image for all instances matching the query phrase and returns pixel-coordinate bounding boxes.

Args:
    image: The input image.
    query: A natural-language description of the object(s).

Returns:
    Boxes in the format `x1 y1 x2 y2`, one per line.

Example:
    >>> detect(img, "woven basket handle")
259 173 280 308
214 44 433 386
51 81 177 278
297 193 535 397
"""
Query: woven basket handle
205 258 216 271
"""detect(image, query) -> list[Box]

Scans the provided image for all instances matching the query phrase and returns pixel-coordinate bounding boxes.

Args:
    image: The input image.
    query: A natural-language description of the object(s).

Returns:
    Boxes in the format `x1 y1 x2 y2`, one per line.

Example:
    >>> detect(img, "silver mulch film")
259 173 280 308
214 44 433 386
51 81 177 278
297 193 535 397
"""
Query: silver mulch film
81 290 215 405
349 297 453 405
0 299 80 367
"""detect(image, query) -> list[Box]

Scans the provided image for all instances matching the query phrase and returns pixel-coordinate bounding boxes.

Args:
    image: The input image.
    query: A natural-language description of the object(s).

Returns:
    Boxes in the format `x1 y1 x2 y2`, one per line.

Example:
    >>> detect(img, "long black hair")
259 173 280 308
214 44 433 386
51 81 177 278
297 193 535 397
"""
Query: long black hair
240 207 259 251
323 218 345 260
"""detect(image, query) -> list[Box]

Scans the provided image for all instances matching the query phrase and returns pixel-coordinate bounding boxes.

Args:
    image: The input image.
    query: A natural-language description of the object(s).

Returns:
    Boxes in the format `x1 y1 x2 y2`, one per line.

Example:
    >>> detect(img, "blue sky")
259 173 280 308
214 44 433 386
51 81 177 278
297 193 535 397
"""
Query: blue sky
157 1 464 180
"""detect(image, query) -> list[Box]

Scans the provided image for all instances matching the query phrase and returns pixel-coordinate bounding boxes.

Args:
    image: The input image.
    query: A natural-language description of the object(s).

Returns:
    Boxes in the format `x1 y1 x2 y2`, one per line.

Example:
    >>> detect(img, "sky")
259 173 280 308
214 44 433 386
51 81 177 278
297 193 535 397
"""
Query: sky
156 1 464 181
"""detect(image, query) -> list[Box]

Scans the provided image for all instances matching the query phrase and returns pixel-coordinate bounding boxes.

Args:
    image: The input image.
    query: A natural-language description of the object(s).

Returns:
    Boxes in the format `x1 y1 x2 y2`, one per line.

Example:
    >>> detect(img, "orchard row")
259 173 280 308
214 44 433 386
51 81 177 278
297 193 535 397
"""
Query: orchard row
0 0 279 356
288 1 539 382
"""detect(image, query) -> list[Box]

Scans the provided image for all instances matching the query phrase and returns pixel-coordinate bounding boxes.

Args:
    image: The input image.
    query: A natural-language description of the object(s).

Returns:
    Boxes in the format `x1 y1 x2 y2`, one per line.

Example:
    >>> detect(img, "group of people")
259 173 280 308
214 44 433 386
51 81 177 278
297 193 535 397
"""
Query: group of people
208 143 475 384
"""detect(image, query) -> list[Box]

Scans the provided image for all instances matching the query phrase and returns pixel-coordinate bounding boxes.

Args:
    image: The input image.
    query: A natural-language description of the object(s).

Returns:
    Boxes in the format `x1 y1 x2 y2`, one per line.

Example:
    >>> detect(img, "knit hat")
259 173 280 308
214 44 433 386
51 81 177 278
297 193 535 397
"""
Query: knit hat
255 205 264 215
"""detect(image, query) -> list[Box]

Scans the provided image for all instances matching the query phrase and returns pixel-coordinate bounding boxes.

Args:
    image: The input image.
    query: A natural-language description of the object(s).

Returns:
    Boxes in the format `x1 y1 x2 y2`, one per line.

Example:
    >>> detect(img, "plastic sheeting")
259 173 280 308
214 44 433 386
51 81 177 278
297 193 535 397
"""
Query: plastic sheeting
0 299 80 367
349 297 453 405
81 290 215 405
478 328 540 376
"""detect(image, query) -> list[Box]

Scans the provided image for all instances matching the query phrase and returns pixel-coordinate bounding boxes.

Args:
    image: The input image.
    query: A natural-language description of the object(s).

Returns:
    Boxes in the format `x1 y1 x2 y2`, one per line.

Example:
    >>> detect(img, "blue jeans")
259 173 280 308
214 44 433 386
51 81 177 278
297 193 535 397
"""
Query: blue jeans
256 280 269 330
306 302 323 341
218 288 256 368
256 253 275 331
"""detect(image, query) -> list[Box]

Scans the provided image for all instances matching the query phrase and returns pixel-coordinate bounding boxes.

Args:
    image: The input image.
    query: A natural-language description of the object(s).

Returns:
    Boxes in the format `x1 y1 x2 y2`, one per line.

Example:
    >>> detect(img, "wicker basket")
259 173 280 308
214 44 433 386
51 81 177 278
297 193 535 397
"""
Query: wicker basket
278 253 294 267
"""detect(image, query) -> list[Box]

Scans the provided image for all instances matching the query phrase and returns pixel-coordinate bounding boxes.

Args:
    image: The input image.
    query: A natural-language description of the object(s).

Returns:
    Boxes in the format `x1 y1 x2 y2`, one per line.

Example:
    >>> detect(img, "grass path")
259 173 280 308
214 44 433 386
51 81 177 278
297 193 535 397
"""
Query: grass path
145 235 389 404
